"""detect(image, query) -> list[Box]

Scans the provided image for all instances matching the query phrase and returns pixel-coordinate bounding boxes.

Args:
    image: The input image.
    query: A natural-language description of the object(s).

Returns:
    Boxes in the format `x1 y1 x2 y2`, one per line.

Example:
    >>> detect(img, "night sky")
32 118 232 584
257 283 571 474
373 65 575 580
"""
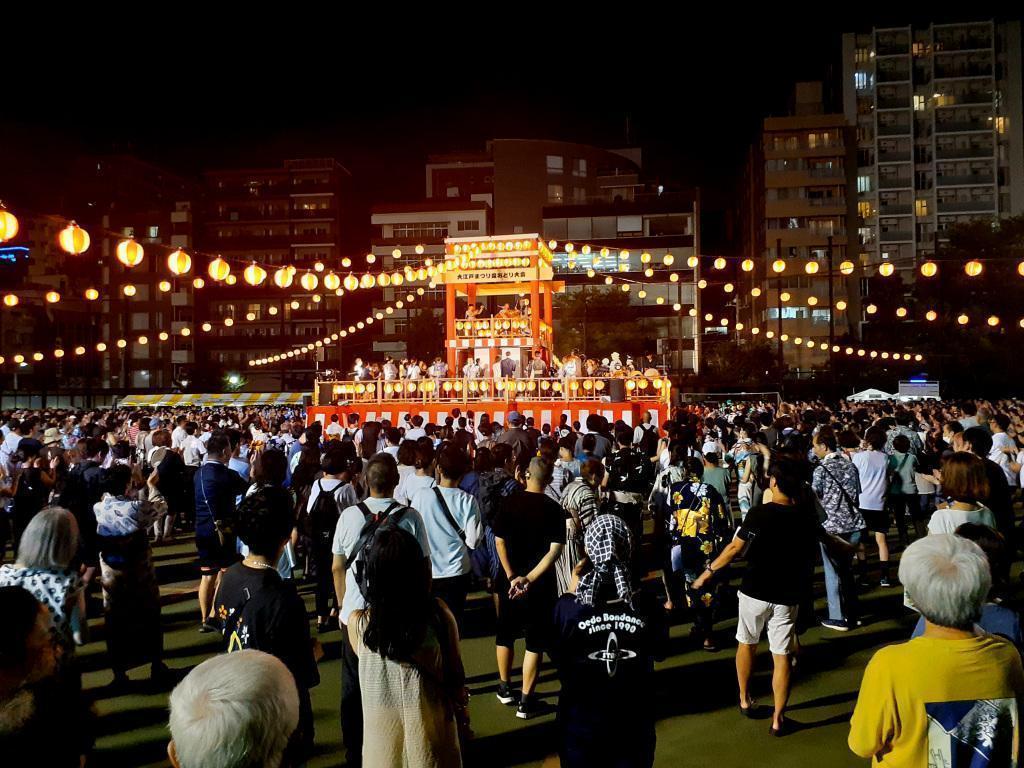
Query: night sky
3 9 1017 239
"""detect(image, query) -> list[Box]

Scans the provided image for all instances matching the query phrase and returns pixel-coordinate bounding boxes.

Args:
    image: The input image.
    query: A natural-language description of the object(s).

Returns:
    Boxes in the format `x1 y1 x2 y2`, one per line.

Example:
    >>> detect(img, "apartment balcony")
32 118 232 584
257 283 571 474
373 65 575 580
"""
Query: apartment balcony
290 232 335 245
878 123 913 137
766 198 847 218
877 203 913 215
936 120 992 133
936 145 995 160
876 68 911 83
879 230 914 242
878 176 912 190
877 97 910 110
765 168 845 188
936 199 995 213
206 234 294 249
288 180 336 194
934 64 993 80
290 207 338 219
935 174 994 187
766 228 847 247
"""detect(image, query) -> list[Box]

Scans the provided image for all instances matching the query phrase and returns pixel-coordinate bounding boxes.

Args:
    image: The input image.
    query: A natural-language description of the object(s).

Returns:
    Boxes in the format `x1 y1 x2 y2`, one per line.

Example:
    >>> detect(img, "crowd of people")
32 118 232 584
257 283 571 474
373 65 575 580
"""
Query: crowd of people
0 396 1022 766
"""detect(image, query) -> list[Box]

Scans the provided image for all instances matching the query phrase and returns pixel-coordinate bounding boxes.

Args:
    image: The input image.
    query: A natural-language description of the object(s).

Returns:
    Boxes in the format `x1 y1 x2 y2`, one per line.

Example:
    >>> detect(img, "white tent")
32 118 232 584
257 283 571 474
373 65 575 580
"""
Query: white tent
847 388 896 402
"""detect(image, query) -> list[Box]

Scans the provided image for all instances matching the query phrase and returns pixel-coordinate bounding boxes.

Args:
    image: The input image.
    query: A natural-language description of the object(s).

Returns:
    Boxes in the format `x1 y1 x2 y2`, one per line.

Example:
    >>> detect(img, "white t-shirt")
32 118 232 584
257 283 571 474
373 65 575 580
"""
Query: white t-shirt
928 504 997 535
395 472 436 506
307 477 360 514
852 449 888 511
171 426 188 450
990 433 1017 486
182 435 204 467
325 422 344 438
409 485 482 579
331 497 430 625
405 427 426 442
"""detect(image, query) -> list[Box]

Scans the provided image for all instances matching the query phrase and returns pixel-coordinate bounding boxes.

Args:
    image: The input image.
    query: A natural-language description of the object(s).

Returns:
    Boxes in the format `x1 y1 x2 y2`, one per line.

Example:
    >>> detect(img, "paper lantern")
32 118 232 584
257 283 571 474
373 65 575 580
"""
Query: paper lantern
805 261 820 274
751 287 762 297
879 262 895 277
835 299 847 310
686 255 698 268
242 264 266 288
74 346 86 355
896 306 908 318
201 322 212 332
116 238 144 268
85 288 99 300
957 314 969 325
300 271 319 291
343 273 359 291
207 257 231 282
158 332 169 341
45 291 60 304
138 335 148 345
224 318 234 327
193 277 205 289
116 339 127 349
360 273 376 289
226 275 237 286
415 244 425 255
964 260 983 277
158 280 172 293
167 248 192 275
313 261 325 272
772 259 786 273
32 352 43 362
920 261 938 278
741 258 754 272
866 303 877 314
713 257 726 270
58 222 90 254
987 315 1000 327
926 310 938 321
122 284 137 297
0 207 19 243
323 272 341 291
273 267 294 289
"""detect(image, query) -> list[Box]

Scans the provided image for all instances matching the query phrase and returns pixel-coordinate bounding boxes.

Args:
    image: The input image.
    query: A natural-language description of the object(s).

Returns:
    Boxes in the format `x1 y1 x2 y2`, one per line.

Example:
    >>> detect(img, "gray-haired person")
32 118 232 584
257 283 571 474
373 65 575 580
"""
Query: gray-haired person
0 507 85 653
849 534 1024 764
168 650 299 768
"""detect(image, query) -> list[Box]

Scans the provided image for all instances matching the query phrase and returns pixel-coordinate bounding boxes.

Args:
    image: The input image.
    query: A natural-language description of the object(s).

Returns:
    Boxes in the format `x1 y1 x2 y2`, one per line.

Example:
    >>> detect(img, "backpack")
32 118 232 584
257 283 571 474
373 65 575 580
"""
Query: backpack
637 424 659 458
341 427 357 443
475 470 516 528
345 501 410 599
306 479 343 547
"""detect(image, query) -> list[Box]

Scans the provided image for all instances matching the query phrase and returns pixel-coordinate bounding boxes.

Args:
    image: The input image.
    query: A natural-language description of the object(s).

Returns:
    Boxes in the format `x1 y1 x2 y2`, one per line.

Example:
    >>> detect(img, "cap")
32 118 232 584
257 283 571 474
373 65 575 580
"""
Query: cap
149 417 161 429
507 410 523 424
42 427 62 446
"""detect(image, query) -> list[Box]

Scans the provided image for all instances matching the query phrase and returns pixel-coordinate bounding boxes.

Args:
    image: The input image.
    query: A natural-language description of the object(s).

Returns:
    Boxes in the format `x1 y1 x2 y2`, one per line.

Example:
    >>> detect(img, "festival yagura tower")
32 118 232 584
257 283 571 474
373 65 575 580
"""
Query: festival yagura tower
442 234 561 374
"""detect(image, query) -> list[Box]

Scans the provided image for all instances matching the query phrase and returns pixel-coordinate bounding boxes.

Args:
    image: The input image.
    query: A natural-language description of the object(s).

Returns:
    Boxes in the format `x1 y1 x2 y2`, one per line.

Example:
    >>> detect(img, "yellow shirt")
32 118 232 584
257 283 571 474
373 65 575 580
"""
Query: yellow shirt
849 634 1023 766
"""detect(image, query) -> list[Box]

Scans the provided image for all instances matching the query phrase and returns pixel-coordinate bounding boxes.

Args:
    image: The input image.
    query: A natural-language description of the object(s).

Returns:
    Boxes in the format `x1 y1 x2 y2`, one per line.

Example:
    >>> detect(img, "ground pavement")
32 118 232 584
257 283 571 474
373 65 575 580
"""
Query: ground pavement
71 533 973 768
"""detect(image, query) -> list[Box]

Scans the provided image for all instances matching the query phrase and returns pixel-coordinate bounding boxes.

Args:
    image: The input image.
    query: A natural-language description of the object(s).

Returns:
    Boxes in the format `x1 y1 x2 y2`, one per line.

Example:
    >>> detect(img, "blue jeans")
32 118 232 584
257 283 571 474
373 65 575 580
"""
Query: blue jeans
820 529 864 623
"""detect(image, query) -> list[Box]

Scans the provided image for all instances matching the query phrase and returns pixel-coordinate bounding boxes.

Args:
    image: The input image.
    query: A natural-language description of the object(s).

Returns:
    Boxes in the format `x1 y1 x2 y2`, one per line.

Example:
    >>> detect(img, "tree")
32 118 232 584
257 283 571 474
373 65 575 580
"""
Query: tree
554 287 640 358
406 308 445 362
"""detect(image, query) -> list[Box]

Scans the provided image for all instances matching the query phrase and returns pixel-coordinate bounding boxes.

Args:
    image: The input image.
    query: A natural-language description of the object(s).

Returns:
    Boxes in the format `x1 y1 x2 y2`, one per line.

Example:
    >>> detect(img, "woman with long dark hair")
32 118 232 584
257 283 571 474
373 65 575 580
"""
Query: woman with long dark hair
348 526 466 768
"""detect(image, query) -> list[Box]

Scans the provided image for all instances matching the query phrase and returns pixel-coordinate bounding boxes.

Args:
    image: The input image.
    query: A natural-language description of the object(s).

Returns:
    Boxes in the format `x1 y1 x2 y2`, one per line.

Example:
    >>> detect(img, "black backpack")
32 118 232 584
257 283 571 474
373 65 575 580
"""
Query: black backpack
345 501 410 599
637 424 659 458
307 479 343 546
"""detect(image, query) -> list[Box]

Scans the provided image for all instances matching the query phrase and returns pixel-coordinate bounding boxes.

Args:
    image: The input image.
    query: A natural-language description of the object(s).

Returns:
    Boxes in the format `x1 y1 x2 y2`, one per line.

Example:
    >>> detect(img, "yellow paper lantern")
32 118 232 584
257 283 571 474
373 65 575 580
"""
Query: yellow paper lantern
314 261 325 272
0 207 19 243
32 352 43 362
839 260 855 275
772 259 786 273
920 261 938 278
807 296 818 305
180 327 191 337
58 221 90 255
96 342 108 352
300 271 319 291
158 280 172 293
360 273 376 289
741 258 754 272
224 318 234 327
74 346 86 355
84 288 99 300
896 306 908 318
122 284 137 297
273 267 294 289
879 262 895 277
244 262 267 286
835 299 847 311
167 248 192 275
116 339 127 349
193 277 205 290
926 310 938 321
669 272 680 283
116 238 145 268
684 255 697 269
724 283 735 293
201 322 212 332
751 287 762 297
207 256 231 282
13 354 24 363
268 305 279 316
805 261 820 274
957 313 969 325
964 260 983 277
866 303 877 314
713 257 726 270
343 273 359 291
780 291 791 302
987 315 1000 327
158 332 169 341
138 335 148 345
323 272 341 291
290 300 300 310
44 291 60 304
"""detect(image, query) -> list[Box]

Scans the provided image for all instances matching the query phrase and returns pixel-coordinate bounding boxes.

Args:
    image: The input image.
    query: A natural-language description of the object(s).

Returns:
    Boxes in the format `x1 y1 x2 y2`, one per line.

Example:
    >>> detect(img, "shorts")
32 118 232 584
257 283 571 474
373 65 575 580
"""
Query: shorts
860 507 890 534
495 583 555 653
196 532 239 572
735 591 798 656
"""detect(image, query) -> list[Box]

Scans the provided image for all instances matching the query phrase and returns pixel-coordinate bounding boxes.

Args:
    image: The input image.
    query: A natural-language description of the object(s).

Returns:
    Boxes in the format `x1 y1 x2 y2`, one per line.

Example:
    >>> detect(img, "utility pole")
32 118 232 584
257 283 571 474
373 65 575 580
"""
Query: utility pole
775 237 783 373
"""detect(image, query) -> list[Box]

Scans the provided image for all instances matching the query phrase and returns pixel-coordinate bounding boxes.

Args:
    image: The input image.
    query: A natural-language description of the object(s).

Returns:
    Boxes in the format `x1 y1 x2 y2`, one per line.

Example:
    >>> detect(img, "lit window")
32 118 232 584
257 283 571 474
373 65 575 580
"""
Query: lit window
855 48 870 64
546 155 564 174
857 176 872 193
787 218 800 229
122 226 135 237
995 116 1006 135
855 71 869 91
915 198 929 217
858 201 872 218
572 158 587 177
148 226 159 238
446 185 460 198
547 184 564 203
913 95 926 111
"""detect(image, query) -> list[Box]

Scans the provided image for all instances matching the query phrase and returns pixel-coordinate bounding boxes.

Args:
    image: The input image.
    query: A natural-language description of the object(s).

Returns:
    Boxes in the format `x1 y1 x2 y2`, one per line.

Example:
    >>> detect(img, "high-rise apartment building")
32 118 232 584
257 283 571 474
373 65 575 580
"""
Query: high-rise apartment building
198 159 354 391
842 20 1023 283
742 83 860 371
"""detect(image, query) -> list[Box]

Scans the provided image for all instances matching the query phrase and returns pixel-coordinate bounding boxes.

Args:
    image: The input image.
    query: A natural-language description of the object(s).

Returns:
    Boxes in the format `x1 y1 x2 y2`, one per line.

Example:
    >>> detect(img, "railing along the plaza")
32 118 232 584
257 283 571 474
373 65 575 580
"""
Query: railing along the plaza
316 376 671 405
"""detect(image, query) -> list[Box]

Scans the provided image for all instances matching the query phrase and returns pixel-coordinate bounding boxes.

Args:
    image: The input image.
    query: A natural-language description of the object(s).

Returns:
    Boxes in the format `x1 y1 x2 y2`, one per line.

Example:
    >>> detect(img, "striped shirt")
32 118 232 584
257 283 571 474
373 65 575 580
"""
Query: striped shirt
559 479 600 529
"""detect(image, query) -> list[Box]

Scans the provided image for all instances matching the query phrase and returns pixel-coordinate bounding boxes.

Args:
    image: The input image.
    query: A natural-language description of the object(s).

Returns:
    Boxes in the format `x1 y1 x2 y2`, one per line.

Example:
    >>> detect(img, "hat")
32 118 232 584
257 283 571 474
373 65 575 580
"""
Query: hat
42 427 62 446
149 417 161 429
507 410 523 425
